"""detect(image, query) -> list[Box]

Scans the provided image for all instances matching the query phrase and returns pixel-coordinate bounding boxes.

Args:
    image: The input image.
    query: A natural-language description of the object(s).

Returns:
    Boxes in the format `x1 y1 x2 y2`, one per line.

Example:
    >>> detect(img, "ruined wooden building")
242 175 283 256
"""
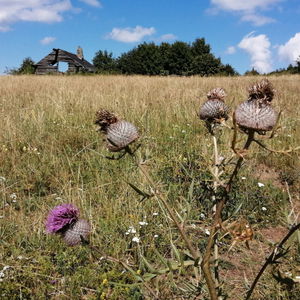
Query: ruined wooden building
35 47 96 75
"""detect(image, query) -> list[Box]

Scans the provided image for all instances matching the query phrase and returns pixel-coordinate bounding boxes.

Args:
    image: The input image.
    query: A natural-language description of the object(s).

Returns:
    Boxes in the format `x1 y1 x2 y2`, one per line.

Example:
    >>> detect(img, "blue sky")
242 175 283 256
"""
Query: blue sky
0 0 300 74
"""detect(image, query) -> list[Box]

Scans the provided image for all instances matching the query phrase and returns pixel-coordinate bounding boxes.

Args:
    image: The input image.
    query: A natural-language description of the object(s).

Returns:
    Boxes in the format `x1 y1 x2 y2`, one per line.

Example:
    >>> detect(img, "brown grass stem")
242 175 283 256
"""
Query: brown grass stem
245 222 300 300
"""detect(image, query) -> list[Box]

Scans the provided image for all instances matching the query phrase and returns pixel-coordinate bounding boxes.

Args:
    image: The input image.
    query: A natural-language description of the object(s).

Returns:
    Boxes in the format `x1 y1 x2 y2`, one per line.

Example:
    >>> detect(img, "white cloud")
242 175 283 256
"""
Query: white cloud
241 14 275 26
0 25 11 32
238 32 272 73
79 0 101 7
210 0 283 26
0 0 72 31
107 26 156 43
225 46 236 54
278 33 300 65
157 33 177 42
211 0 282 12
40 36 56 45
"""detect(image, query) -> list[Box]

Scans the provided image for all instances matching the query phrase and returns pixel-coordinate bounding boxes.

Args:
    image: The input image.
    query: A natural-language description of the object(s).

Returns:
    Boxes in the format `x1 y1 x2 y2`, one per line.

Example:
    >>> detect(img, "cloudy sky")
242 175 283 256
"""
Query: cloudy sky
0 0 300 74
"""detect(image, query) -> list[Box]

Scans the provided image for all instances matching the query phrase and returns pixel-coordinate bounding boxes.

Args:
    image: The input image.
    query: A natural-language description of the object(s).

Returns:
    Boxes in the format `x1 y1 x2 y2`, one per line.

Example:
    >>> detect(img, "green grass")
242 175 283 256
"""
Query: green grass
0 75 299 299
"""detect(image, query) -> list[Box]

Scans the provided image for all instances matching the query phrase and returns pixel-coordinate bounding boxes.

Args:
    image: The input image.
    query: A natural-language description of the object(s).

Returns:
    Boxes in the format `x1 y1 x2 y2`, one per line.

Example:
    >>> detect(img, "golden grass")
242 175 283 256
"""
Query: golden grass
0 75 299 299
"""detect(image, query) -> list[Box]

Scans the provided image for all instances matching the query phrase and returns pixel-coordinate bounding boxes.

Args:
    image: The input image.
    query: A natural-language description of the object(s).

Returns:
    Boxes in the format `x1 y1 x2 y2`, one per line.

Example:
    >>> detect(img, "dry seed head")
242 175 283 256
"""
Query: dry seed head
235 79 278 133
95 109 119 133
199 88 229 123
63 219 91 246
106 120 139 152
248 79 275 104
207 87 226 101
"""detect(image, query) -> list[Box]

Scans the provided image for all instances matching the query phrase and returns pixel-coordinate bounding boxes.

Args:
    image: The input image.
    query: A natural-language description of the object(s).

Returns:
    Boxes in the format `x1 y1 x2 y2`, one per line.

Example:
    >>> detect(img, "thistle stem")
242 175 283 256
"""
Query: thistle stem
201 130 254 300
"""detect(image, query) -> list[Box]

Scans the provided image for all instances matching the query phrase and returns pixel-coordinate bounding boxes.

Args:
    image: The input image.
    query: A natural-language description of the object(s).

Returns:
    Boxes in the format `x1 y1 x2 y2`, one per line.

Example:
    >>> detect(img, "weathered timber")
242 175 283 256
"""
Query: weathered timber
35 48 95 75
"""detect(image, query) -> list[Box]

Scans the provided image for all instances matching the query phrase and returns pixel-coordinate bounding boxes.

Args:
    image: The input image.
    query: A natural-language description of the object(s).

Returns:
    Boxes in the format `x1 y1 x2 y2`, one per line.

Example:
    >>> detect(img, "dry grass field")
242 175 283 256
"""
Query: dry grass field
0 75 300 299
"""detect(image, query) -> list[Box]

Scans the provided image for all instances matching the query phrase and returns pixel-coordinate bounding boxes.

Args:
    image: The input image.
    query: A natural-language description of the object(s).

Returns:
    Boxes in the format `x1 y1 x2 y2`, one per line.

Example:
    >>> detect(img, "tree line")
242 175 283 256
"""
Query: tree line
93 38 237 76
8 37 300 76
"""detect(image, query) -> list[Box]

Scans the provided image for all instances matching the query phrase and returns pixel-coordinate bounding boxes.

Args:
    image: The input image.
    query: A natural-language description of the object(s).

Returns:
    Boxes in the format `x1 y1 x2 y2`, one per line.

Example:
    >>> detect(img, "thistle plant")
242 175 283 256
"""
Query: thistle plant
95 109 139 152
91 81 299 299
46 203 91 246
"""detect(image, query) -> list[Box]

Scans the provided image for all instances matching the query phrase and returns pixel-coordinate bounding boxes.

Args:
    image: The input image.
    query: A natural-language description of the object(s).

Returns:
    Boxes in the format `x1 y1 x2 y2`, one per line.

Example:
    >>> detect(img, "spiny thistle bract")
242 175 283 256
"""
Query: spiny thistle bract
95 109 139 152
63 219 91 246
235 79 278 134
199 87 230 124
46 204 91 246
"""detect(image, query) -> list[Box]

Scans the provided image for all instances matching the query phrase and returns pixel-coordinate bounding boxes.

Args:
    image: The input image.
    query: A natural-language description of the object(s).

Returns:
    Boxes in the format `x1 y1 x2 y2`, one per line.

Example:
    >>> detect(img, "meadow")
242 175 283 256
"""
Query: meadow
0 75 299 299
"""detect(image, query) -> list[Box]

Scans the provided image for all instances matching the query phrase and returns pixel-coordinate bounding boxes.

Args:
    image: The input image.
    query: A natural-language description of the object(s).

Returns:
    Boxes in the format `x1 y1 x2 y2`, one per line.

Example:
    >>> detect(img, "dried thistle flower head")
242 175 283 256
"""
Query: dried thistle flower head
63 219 91 246
199 87 230 124
46 204 79 233
95 109 139 152
235 79 278 134
207 87 226 102
95 109 119 133
106 120 139 152
248 78 275 103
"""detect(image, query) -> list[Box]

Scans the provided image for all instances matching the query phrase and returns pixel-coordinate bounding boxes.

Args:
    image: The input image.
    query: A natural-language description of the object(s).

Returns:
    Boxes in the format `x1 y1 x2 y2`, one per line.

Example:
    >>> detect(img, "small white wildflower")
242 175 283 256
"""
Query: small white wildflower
132 236 140 243
218 156 225 164
169 136 174 139
191 224 196 229
200 213 205 219
12 199 17 203
262 207 267 211
0 272 4 278
205 229 210 236
139 221 148 226
2 266 10 271
258 182 265 188
127 226 136 234
10 193 17 200
241 177 246 180
181 130 186 134
153 212 159 216
17 255 23 260
154 234 159 238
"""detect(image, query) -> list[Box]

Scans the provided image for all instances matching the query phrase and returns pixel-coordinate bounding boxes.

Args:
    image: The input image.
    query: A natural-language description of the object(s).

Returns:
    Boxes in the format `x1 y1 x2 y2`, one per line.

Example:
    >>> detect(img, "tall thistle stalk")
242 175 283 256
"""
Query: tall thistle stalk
200 80 280 300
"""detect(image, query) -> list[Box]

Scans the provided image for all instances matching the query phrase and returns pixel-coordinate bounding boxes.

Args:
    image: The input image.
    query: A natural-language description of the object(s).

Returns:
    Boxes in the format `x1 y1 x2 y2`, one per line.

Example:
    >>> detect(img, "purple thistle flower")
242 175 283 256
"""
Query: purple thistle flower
46 204 79 233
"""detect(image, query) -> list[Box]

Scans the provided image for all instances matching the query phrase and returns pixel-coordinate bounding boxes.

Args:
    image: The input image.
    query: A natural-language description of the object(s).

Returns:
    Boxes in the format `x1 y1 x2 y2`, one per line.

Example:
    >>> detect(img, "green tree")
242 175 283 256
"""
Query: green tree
118 43 163 75
167 41 192 75
244 68 260 76
296 56 300 73
8 57 36 74
93 50 117 73
191 38 210 56
219 64 239 76
190 53 221 76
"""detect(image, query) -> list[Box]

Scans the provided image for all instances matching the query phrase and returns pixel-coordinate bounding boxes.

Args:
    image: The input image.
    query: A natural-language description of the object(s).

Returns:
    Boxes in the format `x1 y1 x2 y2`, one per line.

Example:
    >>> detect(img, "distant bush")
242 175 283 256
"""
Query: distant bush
7 57 35 75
